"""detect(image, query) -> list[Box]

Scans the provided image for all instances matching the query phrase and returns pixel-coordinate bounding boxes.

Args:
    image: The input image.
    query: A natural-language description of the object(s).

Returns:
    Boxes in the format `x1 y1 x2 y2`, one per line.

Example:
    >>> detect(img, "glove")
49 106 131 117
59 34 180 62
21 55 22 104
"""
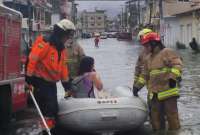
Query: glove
169 79 176 88
133 86 139 97
25 84 34 92
177 77 182 87
64 91 73 99
177 77 182 83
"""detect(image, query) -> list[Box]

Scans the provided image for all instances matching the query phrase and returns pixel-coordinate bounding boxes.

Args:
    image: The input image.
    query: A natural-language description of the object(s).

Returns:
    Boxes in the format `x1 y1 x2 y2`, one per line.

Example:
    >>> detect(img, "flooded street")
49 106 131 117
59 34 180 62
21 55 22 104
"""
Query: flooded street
13 38 200 135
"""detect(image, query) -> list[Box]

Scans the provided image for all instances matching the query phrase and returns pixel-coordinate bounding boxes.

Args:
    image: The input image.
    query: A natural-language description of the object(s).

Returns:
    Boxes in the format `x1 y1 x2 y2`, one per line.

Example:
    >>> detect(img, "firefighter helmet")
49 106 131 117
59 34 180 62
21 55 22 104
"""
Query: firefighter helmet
56 19 76 31
141 32 161 45
137 28 153 40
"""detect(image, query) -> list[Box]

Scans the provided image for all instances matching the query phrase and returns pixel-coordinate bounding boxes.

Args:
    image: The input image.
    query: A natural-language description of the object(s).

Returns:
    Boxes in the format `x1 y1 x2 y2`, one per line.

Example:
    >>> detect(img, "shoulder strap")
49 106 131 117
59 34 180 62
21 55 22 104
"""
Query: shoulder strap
72 73 90 85
88 84 94 98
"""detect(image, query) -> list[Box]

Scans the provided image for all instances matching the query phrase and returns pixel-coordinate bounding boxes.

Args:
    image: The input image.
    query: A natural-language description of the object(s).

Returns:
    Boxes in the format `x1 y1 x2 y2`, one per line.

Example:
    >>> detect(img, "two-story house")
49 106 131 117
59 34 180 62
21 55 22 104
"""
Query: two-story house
81 10 106 33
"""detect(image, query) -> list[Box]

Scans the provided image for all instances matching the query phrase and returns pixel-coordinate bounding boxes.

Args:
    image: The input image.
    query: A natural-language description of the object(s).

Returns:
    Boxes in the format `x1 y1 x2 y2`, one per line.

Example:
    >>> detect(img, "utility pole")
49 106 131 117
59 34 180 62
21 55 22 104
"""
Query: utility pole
149 0 153 24
127 0 131 32
137 0 140 26
72 0 75 23
121 6 124 31
28 0 33 48
159 0 164 42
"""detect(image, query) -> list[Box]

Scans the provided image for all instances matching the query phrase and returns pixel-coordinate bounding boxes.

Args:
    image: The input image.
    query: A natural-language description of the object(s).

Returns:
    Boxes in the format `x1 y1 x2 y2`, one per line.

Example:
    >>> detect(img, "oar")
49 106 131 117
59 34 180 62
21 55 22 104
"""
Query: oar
29 87 52 135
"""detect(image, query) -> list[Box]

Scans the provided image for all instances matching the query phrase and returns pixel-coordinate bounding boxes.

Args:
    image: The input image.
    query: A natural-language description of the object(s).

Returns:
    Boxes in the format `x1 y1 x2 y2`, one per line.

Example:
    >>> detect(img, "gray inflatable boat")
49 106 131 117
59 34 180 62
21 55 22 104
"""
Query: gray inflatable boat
58 86 148 133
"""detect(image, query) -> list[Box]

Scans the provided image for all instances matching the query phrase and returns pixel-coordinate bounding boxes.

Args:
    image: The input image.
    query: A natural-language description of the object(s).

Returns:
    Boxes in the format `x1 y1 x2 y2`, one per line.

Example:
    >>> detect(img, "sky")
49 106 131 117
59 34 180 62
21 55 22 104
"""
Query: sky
76 1 126 18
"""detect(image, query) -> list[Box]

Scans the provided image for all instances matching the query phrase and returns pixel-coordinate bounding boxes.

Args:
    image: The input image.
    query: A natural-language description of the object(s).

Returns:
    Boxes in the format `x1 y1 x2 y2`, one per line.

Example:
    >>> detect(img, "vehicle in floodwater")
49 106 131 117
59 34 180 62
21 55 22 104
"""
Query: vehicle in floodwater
117 32 132 41
58 86 148 133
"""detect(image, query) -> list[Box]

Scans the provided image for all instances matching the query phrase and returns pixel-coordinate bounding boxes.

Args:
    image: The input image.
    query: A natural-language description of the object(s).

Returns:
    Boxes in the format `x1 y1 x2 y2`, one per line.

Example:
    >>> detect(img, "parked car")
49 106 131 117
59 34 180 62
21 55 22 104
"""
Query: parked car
82 33 92 38
100 33 107 39
107 32 117 38
117 32 132 41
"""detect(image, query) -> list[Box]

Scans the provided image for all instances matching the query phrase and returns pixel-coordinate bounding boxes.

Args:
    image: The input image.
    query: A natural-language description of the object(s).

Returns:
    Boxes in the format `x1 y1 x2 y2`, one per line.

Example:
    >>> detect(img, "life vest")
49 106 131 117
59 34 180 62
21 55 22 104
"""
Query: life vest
26 36 69 82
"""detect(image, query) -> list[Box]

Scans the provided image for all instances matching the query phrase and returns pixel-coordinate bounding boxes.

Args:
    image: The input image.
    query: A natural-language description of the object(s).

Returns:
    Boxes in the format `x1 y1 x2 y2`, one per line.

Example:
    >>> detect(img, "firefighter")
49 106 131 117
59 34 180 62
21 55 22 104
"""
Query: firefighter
25 19 76 133
133 32 183 131
64 37 85 98
133 28 152 95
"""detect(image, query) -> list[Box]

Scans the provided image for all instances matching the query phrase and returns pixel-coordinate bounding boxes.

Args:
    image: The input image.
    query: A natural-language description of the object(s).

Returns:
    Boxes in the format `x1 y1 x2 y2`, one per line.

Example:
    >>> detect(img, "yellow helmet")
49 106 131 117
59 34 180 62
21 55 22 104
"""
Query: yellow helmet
137 28 153 40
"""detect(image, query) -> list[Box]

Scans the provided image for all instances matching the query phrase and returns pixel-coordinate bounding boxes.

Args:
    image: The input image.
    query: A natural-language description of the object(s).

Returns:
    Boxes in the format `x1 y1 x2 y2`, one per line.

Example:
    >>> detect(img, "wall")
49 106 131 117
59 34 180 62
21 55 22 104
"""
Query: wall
178 13 193 47
164 17 179 47
164 13 197 48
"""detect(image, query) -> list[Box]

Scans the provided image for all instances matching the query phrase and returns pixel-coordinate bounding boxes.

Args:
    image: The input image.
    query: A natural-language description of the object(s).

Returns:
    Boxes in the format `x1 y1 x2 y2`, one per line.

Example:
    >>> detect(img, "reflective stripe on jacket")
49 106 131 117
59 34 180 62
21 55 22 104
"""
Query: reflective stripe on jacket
27 35 69 82
148 87 179 101
150 67 181 77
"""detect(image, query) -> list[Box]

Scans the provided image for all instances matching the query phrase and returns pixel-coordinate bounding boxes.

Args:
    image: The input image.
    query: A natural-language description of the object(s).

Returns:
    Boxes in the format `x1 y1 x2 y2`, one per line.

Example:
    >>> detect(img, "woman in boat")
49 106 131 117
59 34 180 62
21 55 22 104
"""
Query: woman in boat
70 56 103 98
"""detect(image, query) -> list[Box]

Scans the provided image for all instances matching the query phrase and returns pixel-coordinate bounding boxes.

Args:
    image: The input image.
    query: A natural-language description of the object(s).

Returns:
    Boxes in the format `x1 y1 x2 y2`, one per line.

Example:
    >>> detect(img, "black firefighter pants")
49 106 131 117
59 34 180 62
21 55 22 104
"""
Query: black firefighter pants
34 80 58 119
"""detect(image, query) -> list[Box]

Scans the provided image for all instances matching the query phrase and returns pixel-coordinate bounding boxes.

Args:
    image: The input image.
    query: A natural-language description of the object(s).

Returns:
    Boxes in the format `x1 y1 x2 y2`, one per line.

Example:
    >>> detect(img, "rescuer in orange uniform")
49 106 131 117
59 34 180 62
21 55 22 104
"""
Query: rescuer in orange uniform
133 32 183 131
25 19 76 133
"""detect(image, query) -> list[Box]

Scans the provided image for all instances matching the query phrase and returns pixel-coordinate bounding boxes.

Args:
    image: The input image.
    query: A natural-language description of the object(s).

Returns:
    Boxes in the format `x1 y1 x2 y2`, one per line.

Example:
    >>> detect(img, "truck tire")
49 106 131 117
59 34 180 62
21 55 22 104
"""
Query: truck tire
0 85 12 132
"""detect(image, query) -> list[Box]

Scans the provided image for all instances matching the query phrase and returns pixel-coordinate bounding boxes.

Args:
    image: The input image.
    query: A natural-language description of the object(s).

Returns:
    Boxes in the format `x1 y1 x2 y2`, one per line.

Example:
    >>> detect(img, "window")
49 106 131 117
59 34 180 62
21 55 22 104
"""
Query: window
90 17 94 20
187 24 192 45
180 25 184 43
91 23 94 26
98 17 102 20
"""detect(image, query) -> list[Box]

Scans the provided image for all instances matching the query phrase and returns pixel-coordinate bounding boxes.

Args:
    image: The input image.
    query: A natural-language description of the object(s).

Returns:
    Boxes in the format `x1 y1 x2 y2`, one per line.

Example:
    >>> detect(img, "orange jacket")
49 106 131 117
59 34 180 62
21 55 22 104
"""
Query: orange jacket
27 35 69 82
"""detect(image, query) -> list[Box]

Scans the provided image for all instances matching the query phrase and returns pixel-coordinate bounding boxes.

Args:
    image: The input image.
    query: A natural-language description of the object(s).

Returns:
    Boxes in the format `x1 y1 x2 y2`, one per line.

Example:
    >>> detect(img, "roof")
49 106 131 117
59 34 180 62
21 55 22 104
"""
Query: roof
164 2 200 17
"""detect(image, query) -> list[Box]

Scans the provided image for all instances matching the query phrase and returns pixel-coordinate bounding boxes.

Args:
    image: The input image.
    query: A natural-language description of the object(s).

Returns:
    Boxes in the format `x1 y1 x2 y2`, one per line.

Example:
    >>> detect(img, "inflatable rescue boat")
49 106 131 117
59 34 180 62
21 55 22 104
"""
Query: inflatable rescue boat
58 86 148 133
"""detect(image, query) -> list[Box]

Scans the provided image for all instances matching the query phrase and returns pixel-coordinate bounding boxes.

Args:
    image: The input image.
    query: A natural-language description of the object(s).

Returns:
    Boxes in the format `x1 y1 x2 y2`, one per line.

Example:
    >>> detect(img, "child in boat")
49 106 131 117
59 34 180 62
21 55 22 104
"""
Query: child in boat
70 56 103 98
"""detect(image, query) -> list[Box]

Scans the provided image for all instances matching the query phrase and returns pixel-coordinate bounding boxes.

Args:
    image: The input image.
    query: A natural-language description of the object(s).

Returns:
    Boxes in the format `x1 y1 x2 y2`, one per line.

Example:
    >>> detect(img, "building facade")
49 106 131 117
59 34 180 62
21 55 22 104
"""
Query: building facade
3 0 53 32
163 0 200 47
141 0 200 47
81 10 106 33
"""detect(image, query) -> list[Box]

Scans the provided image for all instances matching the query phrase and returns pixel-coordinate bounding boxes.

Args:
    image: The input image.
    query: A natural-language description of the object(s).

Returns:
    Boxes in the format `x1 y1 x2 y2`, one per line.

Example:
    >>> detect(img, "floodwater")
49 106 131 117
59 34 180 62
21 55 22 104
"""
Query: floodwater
11 38 200 135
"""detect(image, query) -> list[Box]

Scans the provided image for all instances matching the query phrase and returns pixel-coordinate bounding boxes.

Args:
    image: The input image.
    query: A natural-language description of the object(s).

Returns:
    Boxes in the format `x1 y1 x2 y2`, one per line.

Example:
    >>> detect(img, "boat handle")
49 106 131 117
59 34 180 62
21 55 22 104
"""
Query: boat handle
101 114 117 121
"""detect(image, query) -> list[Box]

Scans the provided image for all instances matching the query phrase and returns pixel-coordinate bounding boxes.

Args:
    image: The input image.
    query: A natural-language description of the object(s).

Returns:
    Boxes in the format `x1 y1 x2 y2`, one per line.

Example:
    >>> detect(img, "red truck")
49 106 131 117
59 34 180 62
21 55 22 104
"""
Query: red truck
0 2 27 125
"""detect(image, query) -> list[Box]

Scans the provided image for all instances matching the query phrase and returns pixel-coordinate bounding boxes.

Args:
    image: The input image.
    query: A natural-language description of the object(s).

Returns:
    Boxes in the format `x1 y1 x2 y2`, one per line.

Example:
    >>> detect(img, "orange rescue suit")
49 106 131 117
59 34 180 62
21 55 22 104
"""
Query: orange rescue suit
27 36 69 82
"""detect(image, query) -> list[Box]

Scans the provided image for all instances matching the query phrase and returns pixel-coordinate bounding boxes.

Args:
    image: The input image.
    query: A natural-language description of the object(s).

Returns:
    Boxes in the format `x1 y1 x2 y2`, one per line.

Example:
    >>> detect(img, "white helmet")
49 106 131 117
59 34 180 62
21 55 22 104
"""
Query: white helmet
56 19 76 31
